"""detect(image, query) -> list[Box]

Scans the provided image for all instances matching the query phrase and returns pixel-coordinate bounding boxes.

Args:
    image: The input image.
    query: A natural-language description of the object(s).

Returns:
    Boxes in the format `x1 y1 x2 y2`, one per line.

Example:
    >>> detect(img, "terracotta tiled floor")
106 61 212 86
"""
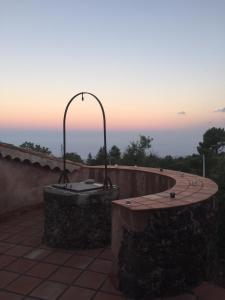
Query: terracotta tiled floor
0 209 225 300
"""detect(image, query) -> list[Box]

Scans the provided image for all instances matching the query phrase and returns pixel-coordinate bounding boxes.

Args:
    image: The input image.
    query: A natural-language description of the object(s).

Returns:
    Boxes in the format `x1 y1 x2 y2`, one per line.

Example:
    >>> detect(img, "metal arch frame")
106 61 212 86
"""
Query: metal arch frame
58 92 112 189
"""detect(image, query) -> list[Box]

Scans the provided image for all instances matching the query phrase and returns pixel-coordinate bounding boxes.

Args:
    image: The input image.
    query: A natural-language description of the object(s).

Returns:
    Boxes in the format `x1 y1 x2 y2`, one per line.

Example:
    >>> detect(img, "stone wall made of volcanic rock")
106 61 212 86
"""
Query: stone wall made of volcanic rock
110 167 218 300
43 185 119 249
117 199 217 299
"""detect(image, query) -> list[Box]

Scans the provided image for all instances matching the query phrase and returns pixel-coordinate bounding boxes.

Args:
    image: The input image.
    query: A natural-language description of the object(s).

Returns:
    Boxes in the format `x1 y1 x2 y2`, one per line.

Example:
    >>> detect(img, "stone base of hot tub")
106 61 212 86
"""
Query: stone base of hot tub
113 200 217 300
43 185 119 249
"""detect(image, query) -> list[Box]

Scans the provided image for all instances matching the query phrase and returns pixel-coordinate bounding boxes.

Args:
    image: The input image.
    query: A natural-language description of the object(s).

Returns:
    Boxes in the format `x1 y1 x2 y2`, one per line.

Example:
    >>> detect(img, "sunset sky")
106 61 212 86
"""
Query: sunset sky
1 0 225 156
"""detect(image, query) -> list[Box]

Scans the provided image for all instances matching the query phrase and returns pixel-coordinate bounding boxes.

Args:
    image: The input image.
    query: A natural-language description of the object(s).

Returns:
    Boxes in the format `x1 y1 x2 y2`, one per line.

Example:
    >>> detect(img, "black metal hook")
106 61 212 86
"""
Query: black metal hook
58 92 112 189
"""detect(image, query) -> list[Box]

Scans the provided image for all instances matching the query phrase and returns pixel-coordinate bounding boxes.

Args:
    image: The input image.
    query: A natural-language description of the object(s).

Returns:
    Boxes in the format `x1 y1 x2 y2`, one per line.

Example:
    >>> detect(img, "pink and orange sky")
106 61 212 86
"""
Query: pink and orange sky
1 0 225 156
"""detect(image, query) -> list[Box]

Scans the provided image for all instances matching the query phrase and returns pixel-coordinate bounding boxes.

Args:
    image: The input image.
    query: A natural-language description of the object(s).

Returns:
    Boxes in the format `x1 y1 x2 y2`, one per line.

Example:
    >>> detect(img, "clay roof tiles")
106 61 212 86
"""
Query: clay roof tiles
0 142 81 172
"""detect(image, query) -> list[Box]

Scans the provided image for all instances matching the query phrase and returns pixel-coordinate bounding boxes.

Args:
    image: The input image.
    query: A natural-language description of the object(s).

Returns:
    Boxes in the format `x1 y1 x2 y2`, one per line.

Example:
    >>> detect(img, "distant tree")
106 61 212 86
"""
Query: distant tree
65 152 83 163
183 154 202 175
109 145 121 165
145 153 161 168
95 147 107 165
86 153 95 165
197 127 225 156
139 135 153 153
122 135 153 166
20 141 52 155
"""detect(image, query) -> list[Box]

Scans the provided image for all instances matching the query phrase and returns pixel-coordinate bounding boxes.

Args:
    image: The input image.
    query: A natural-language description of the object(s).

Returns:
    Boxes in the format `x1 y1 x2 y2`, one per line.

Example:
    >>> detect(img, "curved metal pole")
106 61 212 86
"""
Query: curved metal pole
58 92 112 189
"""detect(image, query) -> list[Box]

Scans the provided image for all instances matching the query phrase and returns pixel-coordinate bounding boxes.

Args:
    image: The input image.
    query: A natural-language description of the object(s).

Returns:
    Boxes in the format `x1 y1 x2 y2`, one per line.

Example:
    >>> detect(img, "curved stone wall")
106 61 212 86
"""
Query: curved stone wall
101 166 218 300
71 166 176 199
71 165 219 298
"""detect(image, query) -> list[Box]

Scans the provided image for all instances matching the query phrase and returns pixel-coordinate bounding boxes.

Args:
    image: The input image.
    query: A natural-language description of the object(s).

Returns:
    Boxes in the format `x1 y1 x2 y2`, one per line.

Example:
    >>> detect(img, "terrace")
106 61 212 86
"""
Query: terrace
0 142 225 299
0 208 225 300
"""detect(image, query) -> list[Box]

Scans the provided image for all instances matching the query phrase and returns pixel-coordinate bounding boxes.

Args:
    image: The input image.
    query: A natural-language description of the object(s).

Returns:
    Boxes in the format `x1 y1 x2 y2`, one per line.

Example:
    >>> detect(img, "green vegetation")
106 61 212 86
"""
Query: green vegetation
20 141 52 155
86 128 225 191
65 152 83 163
109 145 121 165
197 127 225 156
122 135 153 166
86 134 205 177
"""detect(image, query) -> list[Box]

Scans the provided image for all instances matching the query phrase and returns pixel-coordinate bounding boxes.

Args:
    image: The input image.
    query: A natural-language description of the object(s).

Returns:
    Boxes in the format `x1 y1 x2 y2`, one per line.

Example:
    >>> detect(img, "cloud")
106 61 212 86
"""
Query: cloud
214 107 225 113
177 111 186 115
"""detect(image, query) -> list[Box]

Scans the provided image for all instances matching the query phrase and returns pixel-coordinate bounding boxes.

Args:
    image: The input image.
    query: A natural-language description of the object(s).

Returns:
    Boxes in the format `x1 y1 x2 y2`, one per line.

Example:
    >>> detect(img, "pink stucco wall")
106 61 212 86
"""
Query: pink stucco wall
0 160 175 217
0 157 61 216
70 166 175 199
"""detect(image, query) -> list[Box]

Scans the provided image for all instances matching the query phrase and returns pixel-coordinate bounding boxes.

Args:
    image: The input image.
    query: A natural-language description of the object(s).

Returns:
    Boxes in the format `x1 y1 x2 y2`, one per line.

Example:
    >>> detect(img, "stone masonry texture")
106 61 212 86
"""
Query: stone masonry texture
43 185 119 249
118 199 217 300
